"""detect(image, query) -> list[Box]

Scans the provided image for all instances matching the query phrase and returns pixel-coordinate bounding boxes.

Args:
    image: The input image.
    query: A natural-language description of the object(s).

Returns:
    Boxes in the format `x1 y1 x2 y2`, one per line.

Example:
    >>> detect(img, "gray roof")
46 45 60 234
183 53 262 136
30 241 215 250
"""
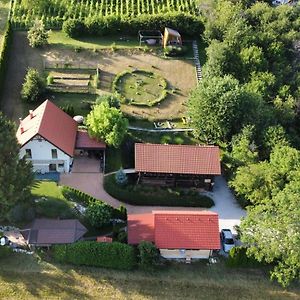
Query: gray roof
21 218 87 246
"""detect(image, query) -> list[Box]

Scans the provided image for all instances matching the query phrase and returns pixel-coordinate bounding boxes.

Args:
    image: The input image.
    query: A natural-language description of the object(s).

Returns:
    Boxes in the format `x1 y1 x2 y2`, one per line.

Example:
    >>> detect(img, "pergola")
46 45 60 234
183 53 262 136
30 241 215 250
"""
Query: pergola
138 30 163 46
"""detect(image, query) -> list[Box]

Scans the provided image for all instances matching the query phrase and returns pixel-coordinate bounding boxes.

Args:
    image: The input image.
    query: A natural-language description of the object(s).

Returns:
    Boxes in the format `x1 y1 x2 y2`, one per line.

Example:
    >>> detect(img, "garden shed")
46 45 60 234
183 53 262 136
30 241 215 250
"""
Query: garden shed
163 27 182 48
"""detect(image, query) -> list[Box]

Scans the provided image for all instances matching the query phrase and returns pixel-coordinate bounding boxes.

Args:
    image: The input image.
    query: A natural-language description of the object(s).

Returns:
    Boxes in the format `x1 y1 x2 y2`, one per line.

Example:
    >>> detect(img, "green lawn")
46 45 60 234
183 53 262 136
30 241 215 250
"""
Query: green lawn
48 31 144 50
32 181 76 219
0 253 299 299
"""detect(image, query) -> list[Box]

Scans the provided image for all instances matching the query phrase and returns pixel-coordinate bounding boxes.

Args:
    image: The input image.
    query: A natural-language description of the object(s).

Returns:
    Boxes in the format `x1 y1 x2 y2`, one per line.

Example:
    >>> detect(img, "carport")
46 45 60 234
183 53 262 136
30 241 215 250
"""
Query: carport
75 130 106 172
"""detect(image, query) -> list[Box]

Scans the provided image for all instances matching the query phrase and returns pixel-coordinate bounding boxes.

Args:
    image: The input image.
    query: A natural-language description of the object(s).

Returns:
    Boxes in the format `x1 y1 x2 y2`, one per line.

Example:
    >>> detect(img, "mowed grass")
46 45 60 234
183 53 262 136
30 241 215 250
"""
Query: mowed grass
0 253 299 300
48 31 143 50
0 0 10 49
32 181 75 219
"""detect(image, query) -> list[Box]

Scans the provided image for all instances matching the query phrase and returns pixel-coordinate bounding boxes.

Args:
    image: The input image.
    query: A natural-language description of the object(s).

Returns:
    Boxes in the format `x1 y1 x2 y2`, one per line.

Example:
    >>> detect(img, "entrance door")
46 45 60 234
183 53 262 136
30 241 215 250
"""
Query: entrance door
49 164 57 172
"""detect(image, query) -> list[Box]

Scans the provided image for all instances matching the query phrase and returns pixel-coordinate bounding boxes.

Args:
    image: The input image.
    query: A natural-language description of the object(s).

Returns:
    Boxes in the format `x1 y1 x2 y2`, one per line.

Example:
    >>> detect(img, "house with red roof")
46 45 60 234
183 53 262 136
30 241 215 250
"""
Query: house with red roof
135 143 221 190
16 100 106 174
128 211 220 260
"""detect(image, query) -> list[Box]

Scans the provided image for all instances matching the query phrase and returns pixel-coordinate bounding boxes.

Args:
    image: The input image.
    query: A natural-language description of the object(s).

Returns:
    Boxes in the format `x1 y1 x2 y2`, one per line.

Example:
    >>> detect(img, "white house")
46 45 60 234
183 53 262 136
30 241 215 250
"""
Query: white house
16 100 106 173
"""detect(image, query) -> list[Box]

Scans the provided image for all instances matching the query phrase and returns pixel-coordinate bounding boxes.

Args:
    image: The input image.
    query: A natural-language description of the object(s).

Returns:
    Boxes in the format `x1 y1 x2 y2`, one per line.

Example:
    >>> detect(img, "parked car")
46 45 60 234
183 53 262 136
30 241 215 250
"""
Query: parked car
220 229 235 253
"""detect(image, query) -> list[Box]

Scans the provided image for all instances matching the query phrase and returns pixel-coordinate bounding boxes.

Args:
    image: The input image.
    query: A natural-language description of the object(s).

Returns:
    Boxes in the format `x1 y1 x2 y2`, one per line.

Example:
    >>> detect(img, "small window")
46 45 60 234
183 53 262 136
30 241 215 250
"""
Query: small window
25 149 32 159
58 163 64 168
51 149 58 159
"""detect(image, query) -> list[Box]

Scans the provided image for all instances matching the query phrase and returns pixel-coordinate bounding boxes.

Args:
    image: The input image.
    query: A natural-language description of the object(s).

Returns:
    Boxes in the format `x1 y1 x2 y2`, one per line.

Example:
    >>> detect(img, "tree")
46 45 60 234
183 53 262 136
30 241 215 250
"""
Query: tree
241 179 300 287
21 68 45 103
86 102 128 148
0 113 34 221
115 168 128 185
27 20 49 48
188 75 259 143
96 94 120 109
85 201 112 228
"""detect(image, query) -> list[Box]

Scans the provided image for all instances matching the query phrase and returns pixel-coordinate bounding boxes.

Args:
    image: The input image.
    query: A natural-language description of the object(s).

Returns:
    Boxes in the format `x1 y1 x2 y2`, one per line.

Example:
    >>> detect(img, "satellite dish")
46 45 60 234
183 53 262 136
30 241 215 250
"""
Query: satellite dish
0 237 6 246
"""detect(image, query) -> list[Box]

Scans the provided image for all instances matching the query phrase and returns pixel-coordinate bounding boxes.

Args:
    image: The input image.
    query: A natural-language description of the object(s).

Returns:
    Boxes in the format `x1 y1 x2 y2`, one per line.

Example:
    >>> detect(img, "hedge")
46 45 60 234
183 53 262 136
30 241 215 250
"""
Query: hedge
53 241 136 270
61 185 127 220
226 246 263 268
103 174 214 207
0 21 13 104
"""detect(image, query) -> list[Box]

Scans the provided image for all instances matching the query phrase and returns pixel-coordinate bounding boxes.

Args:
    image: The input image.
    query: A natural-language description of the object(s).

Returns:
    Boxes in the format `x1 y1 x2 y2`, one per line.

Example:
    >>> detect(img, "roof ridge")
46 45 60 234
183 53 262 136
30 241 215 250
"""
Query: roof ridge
36 100 50 134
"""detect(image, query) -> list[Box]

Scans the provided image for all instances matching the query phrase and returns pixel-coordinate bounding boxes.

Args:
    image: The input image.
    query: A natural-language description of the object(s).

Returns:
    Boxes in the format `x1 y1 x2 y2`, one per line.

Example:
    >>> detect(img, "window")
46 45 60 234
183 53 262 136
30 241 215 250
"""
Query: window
51 149 58 159
58 163 64 168
25 149 32 159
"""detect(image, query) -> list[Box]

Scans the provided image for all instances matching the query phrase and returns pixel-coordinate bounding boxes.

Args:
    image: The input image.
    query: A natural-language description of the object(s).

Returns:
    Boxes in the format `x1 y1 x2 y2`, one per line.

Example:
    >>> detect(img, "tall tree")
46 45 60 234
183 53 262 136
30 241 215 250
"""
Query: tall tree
0 113 33 221
86 101 128 148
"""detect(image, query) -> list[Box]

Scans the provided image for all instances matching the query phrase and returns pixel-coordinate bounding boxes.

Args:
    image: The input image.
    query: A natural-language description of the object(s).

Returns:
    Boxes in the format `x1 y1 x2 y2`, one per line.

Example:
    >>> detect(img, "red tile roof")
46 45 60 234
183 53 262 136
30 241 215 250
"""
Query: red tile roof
76 130 106 149
154 211 220 250
127 211 220 250
16 100 77 156
127 213 155 244
135 143 221 175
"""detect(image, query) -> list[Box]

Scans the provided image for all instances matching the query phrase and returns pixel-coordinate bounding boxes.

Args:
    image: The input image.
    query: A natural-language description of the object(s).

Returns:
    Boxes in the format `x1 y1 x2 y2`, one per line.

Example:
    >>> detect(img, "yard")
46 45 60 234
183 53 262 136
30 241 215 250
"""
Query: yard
1 31 198 123
0 253 299 299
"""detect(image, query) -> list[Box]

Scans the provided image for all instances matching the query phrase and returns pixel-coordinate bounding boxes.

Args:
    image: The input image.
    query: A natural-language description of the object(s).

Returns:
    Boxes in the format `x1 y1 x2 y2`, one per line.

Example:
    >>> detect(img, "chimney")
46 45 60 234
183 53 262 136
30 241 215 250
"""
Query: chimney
19 118 24 134
29 110 34 119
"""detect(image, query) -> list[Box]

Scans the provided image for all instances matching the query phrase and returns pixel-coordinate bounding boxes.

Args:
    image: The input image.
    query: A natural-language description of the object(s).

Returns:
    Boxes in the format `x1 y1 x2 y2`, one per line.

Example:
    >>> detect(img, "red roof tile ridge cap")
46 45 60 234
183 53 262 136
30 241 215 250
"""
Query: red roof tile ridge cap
152 210 218 215
135 143 219 148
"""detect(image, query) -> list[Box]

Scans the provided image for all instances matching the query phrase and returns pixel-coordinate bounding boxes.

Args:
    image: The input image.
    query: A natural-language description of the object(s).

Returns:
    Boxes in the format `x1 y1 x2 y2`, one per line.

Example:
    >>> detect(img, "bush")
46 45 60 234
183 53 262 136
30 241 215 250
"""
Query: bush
226 246 263 268
104 174 214 207
7 203 35 224
27 20 49 48
61 185 126 220
21 68 45 103
115 168 128 186
0 246 12 259
85 202 112 228
164 45 188 57
138 241 159 269
62 19 85 38
52 241 136 270
47 74 53 85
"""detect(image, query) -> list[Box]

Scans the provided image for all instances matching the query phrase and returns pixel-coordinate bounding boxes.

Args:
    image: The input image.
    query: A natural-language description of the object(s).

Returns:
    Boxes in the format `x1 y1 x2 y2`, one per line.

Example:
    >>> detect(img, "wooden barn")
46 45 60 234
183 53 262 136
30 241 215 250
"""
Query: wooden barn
135 143 221 190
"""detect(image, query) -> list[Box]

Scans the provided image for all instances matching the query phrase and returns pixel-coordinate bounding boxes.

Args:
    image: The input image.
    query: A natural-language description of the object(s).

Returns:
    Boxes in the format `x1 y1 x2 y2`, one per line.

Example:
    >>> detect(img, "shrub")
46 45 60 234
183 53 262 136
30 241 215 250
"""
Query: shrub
27 20 49 48
21 68 45 103
7 203 35 224
138 241 159 269
52 241 136 270
0 246 12 259
47 74 53 85
104 175 214 207
115 168 128 186
62 19 85 38
85 201 112 228
164 45 188 57
226 246 263 268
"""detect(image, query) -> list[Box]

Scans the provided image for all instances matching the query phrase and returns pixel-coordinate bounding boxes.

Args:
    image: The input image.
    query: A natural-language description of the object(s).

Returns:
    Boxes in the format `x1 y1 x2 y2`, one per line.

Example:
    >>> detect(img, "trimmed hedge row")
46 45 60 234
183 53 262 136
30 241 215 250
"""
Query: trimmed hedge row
53 241 136 270
61 185 127 220
0 21 13 104
13 13 204 37
103 174 214 207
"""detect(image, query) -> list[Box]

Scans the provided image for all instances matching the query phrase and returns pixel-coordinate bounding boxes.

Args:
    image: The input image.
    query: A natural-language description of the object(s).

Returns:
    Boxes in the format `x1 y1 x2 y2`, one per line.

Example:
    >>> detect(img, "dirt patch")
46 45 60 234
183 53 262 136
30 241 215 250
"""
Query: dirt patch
2 32 196 121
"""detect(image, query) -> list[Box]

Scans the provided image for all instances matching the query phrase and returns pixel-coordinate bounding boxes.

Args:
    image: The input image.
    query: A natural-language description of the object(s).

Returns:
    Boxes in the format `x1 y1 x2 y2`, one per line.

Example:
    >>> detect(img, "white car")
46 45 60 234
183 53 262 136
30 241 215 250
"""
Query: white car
220 229 235 253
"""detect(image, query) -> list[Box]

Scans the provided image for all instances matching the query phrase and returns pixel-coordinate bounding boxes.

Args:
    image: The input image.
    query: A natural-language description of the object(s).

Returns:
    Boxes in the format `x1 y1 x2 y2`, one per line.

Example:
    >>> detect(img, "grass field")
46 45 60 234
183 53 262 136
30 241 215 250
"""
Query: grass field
0 253 299 299
49 31 143 50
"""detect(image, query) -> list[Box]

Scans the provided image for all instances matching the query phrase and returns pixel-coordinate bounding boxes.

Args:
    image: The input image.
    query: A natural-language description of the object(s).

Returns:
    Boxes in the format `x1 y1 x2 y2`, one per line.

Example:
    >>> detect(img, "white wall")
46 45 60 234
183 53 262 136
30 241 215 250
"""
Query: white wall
20 136 72 173
159 249 211 259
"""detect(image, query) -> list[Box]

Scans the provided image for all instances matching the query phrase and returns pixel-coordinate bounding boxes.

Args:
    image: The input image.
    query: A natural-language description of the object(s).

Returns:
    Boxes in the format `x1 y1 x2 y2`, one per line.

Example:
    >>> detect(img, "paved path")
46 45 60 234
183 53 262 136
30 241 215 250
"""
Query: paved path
128 126 193 132
60 173 245 232
192 40 202 83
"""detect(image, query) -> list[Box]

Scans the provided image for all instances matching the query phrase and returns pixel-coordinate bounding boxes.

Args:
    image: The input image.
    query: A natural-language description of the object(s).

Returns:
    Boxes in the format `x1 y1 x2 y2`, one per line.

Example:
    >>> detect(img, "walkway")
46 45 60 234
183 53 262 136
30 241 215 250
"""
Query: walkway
192 40 202 83
128 126 193 132
60 172 245 233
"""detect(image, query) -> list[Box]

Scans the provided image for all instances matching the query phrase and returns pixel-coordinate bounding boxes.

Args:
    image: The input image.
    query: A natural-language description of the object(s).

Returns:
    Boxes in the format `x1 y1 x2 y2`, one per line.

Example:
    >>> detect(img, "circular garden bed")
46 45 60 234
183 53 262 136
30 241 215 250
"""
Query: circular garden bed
112 69 168 107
